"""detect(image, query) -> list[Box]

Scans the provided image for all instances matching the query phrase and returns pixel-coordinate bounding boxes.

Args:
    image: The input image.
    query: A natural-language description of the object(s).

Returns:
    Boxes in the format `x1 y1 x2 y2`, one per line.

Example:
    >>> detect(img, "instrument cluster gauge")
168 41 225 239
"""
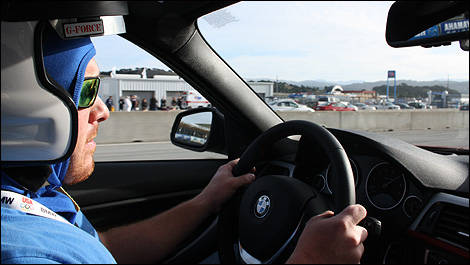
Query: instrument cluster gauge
323 159 359 195
366 162 407 210
402 195 423 218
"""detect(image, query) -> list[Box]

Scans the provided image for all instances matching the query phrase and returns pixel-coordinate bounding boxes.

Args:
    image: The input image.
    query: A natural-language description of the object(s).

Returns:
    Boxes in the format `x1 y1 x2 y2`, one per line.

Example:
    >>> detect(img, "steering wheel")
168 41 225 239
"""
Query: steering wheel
218 120 355 264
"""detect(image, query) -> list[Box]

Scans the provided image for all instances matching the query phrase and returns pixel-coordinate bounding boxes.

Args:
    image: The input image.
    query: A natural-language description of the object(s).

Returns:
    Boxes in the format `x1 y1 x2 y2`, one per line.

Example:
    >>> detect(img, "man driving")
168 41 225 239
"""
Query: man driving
1 18 367 265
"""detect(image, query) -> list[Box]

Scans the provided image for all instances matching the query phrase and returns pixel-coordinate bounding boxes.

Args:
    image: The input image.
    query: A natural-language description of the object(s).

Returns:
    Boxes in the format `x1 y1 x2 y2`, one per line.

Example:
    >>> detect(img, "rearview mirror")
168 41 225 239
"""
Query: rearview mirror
170 107 225 153
386 1 469 50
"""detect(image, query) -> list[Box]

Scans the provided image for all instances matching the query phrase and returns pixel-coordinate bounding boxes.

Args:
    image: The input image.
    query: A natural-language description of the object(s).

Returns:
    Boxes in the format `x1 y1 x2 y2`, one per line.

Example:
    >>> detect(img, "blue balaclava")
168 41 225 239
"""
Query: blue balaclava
1 25 96 224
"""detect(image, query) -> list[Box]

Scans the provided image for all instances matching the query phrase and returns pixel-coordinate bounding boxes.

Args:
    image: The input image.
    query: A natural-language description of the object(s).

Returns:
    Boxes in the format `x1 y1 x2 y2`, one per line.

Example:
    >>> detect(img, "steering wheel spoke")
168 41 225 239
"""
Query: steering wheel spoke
238 211 306 264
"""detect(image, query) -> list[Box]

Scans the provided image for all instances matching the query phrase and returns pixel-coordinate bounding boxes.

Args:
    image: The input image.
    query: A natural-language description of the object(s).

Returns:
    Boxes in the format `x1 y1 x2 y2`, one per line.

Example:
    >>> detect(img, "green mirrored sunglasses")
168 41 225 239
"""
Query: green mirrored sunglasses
78 77 100 108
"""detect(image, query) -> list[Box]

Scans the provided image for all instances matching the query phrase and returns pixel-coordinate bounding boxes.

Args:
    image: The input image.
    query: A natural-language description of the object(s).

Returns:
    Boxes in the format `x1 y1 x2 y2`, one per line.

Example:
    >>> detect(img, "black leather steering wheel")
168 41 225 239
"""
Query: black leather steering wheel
218 120 355 264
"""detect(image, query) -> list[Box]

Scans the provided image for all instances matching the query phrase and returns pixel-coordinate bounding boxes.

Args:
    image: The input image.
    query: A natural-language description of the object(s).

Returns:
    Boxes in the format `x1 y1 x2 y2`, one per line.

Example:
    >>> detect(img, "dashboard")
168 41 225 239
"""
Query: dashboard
257 128 469 264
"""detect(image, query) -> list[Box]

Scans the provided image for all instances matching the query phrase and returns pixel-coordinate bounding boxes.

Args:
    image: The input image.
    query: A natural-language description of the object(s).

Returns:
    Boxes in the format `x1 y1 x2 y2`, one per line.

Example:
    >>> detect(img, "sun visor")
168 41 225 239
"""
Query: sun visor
1 21 76 163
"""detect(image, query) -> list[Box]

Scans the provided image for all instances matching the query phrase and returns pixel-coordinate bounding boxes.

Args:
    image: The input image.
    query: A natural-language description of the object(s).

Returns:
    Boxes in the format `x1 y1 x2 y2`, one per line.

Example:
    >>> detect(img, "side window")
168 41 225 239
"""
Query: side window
91 35 227 162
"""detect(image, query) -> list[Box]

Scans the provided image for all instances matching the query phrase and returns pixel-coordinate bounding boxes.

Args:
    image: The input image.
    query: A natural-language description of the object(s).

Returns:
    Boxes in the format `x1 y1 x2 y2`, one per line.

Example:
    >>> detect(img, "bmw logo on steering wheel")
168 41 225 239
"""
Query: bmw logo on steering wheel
255 195 271 218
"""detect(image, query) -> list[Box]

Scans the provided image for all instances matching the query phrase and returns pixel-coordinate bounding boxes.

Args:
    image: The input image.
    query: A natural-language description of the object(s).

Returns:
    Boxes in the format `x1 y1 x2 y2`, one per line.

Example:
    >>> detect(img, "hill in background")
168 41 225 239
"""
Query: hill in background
341 80 469 94
102 68 469 94
256 79 469 94
101 67 177 77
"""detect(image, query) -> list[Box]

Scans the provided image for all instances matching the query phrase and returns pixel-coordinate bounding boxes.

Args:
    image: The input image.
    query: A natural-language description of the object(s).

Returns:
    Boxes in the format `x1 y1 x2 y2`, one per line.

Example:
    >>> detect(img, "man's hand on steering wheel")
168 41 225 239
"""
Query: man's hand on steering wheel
287 204 368 264
198 159 256 214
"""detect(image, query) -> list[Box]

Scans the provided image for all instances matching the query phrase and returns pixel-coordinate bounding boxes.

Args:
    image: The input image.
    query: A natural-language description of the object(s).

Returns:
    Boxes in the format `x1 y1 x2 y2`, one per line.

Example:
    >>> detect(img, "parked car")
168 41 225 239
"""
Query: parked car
408 102 430 109
316 102 357 111
269 99 315 112
460 104 469 111
341 102 359 111
395 103 415 109
2 1 468 265
354 102 377 110
264 96 278 104
374 102 401 110
315 95 340 107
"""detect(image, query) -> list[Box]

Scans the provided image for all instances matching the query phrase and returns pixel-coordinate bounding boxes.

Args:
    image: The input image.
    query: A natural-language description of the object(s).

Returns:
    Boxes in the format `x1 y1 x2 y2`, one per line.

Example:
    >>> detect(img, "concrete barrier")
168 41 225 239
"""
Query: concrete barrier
409 109 469 130
96 111 181 144
278 109 469 131
95 109 469 144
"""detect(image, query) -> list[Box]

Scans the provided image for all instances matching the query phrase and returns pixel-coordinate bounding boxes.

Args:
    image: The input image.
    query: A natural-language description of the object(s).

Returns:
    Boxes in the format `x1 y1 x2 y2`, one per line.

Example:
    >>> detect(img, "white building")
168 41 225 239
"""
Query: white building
99 75 274 110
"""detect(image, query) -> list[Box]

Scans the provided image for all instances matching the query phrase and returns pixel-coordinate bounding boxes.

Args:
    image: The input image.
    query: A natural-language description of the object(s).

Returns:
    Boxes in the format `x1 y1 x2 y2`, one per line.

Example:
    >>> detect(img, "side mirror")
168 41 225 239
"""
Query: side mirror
170 107 225 153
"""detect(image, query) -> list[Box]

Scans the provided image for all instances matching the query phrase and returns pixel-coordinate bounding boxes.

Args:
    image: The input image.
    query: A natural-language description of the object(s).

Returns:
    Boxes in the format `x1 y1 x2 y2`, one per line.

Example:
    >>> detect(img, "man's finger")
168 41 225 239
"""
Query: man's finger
338 204 367 225
226 159 255 176
233 173 255 187
227 158 240 166
355 243 365 263
356 225 368 243
314 210 335 219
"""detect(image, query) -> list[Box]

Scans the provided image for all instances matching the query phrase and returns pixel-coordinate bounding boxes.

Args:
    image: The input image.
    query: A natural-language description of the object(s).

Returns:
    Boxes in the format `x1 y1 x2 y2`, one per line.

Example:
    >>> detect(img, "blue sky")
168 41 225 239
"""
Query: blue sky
92 1 469 83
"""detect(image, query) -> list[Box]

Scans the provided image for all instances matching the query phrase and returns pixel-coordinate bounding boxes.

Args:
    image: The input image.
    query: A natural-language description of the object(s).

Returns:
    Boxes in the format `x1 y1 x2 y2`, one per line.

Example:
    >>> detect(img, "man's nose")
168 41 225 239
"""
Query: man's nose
91 96 110 123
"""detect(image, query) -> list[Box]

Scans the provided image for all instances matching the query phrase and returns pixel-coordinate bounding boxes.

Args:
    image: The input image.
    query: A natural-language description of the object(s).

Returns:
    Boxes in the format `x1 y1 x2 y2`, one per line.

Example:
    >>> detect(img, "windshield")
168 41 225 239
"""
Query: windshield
198 1 469 149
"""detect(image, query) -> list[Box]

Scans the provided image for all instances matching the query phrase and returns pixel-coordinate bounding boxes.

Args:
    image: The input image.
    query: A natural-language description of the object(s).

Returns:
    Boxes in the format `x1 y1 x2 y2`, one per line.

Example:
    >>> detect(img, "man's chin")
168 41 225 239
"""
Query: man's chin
64 160 95 185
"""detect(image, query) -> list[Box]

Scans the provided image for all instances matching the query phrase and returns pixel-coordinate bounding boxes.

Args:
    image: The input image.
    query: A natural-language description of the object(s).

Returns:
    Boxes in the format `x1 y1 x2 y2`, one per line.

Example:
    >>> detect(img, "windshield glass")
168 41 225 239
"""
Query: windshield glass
198 1 469 149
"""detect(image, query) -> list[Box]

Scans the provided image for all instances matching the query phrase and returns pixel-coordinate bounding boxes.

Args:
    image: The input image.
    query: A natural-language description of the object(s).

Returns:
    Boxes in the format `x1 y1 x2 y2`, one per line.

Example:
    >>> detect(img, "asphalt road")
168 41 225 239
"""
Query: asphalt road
94 129 469 162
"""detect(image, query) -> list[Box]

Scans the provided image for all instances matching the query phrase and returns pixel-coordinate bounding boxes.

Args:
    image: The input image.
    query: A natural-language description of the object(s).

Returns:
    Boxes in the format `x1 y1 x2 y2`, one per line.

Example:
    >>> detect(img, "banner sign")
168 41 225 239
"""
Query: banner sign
410 18 469 40
388 71 396 78
410 25 439 40
440 19 469 35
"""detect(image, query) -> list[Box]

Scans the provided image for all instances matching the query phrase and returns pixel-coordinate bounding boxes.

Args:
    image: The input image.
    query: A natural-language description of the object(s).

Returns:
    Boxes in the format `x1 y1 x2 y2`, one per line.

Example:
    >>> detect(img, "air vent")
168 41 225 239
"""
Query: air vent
434 203 469 250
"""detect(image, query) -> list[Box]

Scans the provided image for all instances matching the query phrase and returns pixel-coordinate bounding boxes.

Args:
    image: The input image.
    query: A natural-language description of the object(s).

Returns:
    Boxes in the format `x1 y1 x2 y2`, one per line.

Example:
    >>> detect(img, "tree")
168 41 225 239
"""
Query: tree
372 84 460 98
101 67 177 77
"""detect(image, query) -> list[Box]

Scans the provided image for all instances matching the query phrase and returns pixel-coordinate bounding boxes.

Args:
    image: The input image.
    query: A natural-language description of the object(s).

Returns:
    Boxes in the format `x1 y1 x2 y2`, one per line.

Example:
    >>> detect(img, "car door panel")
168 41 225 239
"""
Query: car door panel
67 159 227 231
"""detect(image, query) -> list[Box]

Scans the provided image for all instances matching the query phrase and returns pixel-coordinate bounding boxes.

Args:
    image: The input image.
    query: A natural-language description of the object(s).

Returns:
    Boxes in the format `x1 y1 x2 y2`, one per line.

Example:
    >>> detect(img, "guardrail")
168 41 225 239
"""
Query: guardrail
95 109 469 144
